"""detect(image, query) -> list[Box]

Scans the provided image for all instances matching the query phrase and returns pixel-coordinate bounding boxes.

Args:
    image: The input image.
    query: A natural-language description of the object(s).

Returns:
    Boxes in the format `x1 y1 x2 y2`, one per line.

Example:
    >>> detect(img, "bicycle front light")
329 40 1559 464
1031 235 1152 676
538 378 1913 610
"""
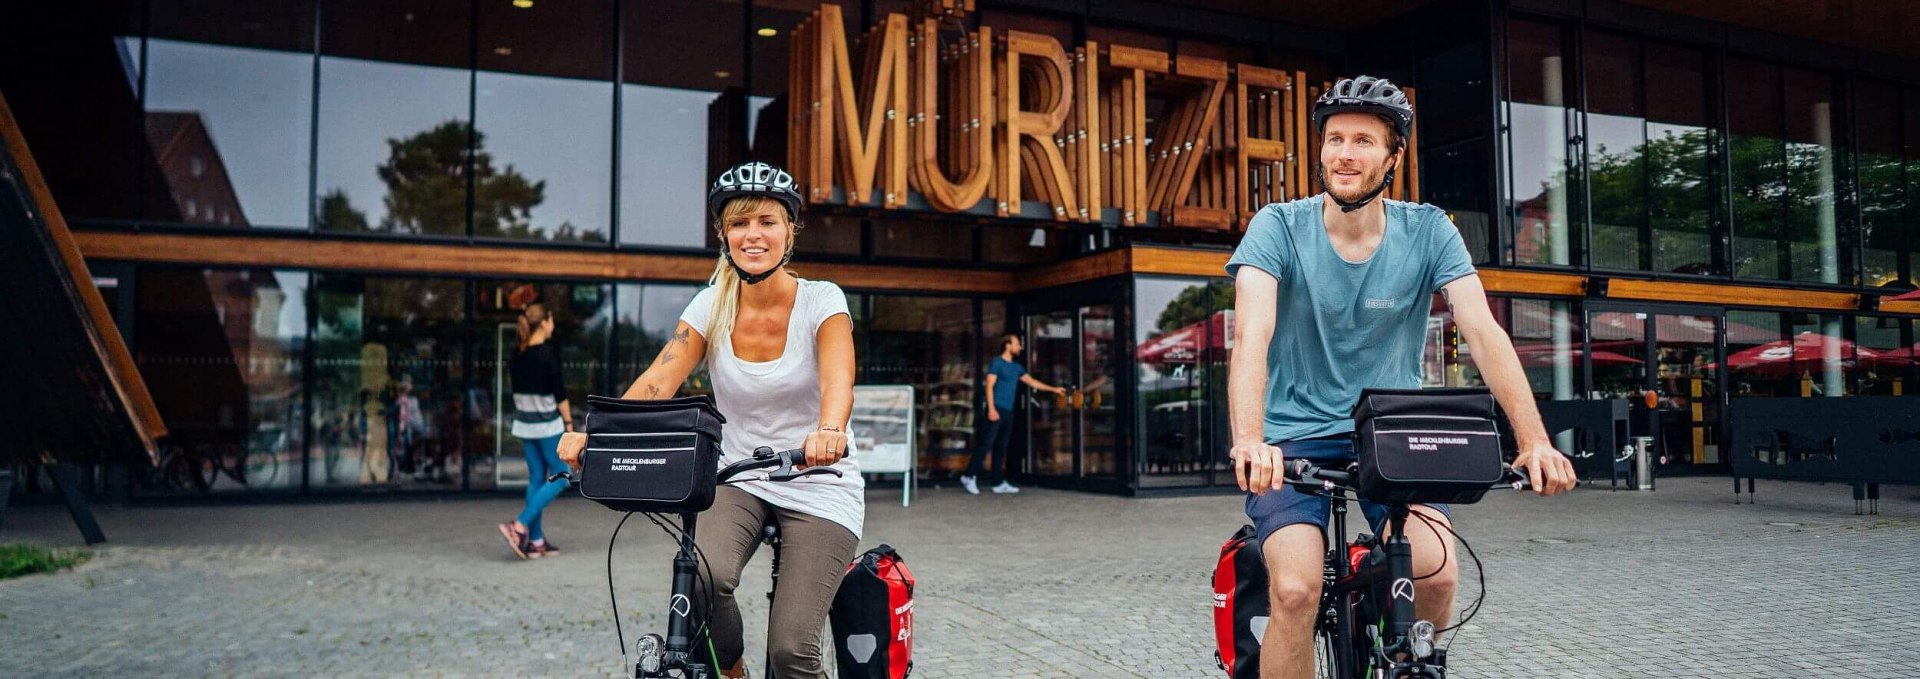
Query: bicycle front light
1409 620 1436 659
635 633 664 674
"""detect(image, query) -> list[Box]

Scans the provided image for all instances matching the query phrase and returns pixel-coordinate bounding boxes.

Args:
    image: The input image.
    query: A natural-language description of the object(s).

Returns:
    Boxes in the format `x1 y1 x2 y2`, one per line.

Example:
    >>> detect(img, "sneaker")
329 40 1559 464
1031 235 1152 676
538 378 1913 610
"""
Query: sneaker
537 540 559 557
498 522 533 560
991 481 1021 494
958 475 980 495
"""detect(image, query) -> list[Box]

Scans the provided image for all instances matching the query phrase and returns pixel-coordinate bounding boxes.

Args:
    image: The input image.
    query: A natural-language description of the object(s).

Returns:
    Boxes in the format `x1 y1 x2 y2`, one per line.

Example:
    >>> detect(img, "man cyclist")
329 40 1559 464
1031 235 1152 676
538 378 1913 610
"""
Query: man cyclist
1226 75 1578 678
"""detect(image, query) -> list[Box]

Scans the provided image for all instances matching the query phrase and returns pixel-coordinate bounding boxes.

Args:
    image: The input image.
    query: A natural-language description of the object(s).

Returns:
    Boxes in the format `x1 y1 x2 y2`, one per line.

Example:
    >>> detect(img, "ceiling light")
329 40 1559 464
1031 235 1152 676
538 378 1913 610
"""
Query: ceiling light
714 70 732 79
757 27 779 37
493 46 512 56
512 0 534 8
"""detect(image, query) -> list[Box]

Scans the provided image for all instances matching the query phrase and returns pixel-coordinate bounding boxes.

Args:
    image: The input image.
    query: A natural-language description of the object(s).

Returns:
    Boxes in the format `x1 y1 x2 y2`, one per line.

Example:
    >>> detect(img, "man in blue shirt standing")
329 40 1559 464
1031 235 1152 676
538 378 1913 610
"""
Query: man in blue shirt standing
963 333 1067 495
1227 75 1577 678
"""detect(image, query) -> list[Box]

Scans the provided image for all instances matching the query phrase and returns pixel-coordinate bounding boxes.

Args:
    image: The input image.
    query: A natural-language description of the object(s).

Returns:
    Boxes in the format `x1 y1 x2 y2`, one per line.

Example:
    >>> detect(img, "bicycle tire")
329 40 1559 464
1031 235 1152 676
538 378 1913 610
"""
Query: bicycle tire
1314 626 1341 679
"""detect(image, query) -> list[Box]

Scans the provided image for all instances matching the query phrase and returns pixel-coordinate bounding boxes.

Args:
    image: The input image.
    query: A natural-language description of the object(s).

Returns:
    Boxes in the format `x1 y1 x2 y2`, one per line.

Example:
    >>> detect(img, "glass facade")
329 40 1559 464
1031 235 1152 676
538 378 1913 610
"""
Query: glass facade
11 0 1920 499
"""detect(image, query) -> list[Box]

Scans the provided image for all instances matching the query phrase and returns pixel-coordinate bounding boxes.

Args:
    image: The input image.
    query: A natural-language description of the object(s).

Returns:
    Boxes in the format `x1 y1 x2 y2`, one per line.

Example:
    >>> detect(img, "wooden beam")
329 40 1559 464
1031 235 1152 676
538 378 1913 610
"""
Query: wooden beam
0 92 167 454
1131 245 1230 278
1477 269 1587 297
1018 248 1132 291
70 231 1016 295
1606 279 1860 311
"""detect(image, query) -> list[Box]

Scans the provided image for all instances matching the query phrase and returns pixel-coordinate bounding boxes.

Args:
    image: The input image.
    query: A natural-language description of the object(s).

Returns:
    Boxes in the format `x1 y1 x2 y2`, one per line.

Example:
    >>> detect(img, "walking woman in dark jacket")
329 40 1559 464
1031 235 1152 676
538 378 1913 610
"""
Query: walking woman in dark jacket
497 302 573 559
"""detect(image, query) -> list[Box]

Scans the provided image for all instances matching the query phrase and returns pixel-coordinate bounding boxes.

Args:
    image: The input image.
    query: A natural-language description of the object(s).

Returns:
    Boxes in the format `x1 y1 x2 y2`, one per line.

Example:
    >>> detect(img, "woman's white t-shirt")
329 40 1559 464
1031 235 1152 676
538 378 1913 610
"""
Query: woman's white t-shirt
680 279 865 539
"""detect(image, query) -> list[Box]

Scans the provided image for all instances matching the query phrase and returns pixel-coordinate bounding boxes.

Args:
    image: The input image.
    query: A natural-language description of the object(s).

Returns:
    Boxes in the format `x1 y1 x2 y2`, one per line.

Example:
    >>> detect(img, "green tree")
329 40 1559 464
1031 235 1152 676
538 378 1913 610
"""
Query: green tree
315 188 369 232
376 120 546 238
1154 283 1233 334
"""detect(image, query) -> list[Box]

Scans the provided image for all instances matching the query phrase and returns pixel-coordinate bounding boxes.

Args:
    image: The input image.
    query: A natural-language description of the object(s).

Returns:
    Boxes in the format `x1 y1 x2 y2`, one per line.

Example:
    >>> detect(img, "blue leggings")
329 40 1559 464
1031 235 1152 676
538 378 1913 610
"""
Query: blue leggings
517 435 568 541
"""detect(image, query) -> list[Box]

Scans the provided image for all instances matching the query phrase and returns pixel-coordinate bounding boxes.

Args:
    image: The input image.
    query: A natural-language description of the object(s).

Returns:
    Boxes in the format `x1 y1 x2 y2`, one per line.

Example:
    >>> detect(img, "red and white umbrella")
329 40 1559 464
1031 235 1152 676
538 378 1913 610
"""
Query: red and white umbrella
1717 331 1879 376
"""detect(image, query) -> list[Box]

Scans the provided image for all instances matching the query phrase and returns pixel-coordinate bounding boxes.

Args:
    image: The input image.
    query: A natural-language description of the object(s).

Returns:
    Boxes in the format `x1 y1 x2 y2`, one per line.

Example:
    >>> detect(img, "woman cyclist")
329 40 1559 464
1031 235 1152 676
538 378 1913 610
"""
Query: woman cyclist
559 161 861 679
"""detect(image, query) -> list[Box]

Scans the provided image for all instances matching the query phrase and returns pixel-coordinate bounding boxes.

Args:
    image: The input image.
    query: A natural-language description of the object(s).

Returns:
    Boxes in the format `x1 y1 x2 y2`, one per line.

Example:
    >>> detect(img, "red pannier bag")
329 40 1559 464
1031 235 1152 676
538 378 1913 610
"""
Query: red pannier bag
1213 525 1268 678
831 544 914 679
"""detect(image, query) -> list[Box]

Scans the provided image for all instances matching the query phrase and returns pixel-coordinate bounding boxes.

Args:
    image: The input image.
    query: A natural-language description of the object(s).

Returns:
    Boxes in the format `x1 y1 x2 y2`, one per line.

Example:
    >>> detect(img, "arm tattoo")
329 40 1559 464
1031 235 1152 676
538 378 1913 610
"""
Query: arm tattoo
656 327 692 365
644 384 661 399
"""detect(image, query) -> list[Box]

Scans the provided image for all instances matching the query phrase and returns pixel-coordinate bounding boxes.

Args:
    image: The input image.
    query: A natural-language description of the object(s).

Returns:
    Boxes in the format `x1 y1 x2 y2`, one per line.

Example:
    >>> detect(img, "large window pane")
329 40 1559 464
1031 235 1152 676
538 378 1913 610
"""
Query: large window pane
1855 316 1912 396
1728 59 1784 280
620 1 744 249
1504 20 1577 267
1584 32 1645 271
1726 311 1790 397
1857 81 1904 288
316 0 472 236
469 281 610 490
1783 69 1847 284
144 0 314 229
138 267 307 494
310 274 466 490
473 0 613 243
1136 278 1231 488
866 296 977 477
1644 43 1716 274
1494 298 1584 399
1418 41 1496 263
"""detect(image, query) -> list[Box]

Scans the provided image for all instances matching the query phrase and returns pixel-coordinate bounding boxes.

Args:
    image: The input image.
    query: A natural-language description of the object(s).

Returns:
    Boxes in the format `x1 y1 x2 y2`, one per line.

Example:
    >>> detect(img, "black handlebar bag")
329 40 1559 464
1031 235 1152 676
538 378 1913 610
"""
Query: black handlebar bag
577 395 725 513
1350 388 1504 505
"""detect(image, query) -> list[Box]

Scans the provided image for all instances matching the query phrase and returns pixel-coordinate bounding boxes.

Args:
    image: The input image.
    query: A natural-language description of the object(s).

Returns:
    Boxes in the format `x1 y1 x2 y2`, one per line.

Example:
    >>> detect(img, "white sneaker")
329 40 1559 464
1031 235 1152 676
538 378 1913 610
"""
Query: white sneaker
991 481 1021 494
959 475 980 495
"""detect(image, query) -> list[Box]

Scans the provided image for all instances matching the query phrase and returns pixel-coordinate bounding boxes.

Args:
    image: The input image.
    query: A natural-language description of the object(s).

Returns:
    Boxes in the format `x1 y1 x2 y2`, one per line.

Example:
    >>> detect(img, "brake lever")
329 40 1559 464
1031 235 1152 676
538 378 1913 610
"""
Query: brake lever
769 466 843 482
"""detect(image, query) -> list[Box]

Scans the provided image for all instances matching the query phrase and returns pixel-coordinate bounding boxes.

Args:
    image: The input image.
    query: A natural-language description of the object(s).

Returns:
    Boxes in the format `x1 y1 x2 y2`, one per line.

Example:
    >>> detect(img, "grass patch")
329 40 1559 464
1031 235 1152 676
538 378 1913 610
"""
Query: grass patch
0 543 91 580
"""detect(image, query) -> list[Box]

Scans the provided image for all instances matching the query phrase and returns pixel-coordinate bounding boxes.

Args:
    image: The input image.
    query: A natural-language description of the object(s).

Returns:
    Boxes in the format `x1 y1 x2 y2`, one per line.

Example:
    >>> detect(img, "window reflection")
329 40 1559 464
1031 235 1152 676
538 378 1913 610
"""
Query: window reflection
1136 278 1232 488
316 0 472 236
1854 316 1912 396
138 267 307 493
1644 43 1715 274
1726 311 1789 397
1857 81 1904 288
1782 69 1845 285
310 274 467 490
1584 32 1644 271
1728 59 1784 280
144 0 315 229
472 0 612 243
1504 20 1577 267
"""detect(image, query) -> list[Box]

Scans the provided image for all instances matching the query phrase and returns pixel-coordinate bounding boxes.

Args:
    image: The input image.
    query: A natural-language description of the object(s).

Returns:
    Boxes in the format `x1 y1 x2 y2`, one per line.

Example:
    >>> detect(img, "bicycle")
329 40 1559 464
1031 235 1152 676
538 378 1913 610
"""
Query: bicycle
1280 458 1528 679
565 445 841 679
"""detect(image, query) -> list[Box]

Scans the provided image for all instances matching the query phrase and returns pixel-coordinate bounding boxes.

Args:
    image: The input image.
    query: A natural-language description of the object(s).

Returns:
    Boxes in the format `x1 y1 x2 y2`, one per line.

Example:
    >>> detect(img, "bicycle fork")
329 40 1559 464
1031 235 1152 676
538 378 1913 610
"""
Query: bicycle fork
637 512 707 679
1382 506 1439 673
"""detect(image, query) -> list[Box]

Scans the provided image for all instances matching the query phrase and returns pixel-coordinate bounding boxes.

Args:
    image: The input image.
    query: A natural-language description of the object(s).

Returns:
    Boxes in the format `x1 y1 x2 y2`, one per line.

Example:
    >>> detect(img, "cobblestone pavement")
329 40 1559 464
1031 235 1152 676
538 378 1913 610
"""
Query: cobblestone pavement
3 476 1918 678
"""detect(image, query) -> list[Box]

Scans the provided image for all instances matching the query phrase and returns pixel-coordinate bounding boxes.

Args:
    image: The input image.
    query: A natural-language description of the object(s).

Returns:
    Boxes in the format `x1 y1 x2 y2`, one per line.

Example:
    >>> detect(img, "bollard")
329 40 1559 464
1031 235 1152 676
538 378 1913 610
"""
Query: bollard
1631 436 1654 491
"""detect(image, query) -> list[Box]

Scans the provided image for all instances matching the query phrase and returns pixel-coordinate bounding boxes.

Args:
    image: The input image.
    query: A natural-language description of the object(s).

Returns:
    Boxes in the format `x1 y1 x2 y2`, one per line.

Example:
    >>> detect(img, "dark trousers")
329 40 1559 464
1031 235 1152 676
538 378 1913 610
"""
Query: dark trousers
691 487 860 678
966 414 1016 485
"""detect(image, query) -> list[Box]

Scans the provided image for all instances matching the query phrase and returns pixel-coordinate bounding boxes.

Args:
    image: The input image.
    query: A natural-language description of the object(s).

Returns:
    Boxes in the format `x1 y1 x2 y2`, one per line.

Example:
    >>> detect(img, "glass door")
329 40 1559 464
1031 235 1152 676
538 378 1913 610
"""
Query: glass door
1586 304 1727 472
1021 303 1121 483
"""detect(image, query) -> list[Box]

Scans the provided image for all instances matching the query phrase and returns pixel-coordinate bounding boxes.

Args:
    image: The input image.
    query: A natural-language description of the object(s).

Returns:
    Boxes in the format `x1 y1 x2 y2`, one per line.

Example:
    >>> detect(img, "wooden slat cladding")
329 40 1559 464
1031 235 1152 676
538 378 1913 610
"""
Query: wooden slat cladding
1605 279 1860 311
71 231 1015 294
1477 269 1586 297
0 92 168 453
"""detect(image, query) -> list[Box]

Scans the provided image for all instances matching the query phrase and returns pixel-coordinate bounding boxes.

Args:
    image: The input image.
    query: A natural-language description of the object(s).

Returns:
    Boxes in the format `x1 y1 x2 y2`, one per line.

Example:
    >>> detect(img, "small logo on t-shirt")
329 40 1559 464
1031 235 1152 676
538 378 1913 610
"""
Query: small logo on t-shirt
1365 298 1396 309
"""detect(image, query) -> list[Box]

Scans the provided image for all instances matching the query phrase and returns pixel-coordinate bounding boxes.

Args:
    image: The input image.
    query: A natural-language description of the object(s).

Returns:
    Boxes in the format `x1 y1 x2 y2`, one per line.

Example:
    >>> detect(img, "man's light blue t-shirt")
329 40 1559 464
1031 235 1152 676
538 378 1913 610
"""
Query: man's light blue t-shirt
1225 196 1478 443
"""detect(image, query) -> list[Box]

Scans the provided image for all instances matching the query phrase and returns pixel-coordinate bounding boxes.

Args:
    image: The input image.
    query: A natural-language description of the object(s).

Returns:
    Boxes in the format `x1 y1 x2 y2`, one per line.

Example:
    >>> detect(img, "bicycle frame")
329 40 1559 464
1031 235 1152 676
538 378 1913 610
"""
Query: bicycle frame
1309 485 1444 679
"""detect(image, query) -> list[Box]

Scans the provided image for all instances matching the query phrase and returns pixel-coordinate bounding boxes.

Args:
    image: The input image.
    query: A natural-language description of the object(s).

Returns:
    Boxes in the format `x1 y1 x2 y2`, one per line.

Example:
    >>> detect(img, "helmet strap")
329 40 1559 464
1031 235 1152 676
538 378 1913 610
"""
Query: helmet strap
724 248 793 285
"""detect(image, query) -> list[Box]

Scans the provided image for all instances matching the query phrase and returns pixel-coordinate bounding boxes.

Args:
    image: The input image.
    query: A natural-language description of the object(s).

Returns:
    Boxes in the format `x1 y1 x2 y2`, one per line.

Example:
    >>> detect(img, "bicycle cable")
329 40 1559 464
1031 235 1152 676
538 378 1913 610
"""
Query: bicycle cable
609 512 635 669
1411 512 1487 644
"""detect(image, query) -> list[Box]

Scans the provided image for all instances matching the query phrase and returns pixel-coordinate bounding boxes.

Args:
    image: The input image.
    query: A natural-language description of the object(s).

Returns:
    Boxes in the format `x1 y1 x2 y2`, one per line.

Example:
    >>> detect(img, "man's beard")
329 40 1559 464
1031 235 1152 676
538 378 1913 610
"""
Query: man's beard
1319 161 1391 204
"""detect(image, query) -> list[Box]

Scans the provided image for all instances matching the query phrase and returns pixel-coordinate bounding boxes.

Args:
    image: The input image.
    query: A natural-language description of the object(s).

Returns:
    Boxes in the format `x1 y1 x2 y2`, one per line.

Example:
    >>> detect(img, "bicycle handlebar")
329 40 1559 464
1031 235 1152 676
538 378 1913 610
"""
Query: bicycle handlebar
717 446 844 484
545 446 843 485
1281 459 1532 492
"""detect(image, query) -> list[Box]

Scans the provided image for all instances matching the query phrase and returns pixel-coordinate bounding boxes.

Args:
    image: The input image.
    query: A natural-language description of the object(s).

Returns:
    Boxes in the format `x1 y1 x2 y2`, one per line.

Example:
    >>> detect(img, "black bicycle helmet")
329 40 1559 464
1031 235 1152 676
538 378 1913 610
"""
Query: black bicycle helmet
707 161 802 285
1311 75 1413 142
707 161 803 221
1312 75 1413 213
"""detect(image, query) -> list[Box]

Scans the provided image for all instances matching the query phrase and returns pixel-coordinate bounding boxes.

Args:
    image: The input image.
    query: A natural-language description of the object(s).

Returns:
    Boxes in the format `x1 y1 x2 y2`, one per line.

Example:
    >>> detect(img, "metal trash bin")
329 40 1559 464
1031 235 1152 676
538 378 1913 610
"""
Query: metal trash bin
1631 436 1655 491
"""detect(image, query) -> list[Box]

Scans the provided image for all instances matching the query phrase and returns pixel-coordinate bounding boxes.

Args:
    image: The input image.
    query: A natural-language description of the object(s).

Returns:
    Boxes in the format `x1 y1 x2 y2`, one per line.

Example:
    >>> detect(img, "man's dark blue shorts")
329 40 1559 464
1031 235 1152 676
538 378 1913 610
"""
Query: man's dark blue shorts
1245 437 1451 545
